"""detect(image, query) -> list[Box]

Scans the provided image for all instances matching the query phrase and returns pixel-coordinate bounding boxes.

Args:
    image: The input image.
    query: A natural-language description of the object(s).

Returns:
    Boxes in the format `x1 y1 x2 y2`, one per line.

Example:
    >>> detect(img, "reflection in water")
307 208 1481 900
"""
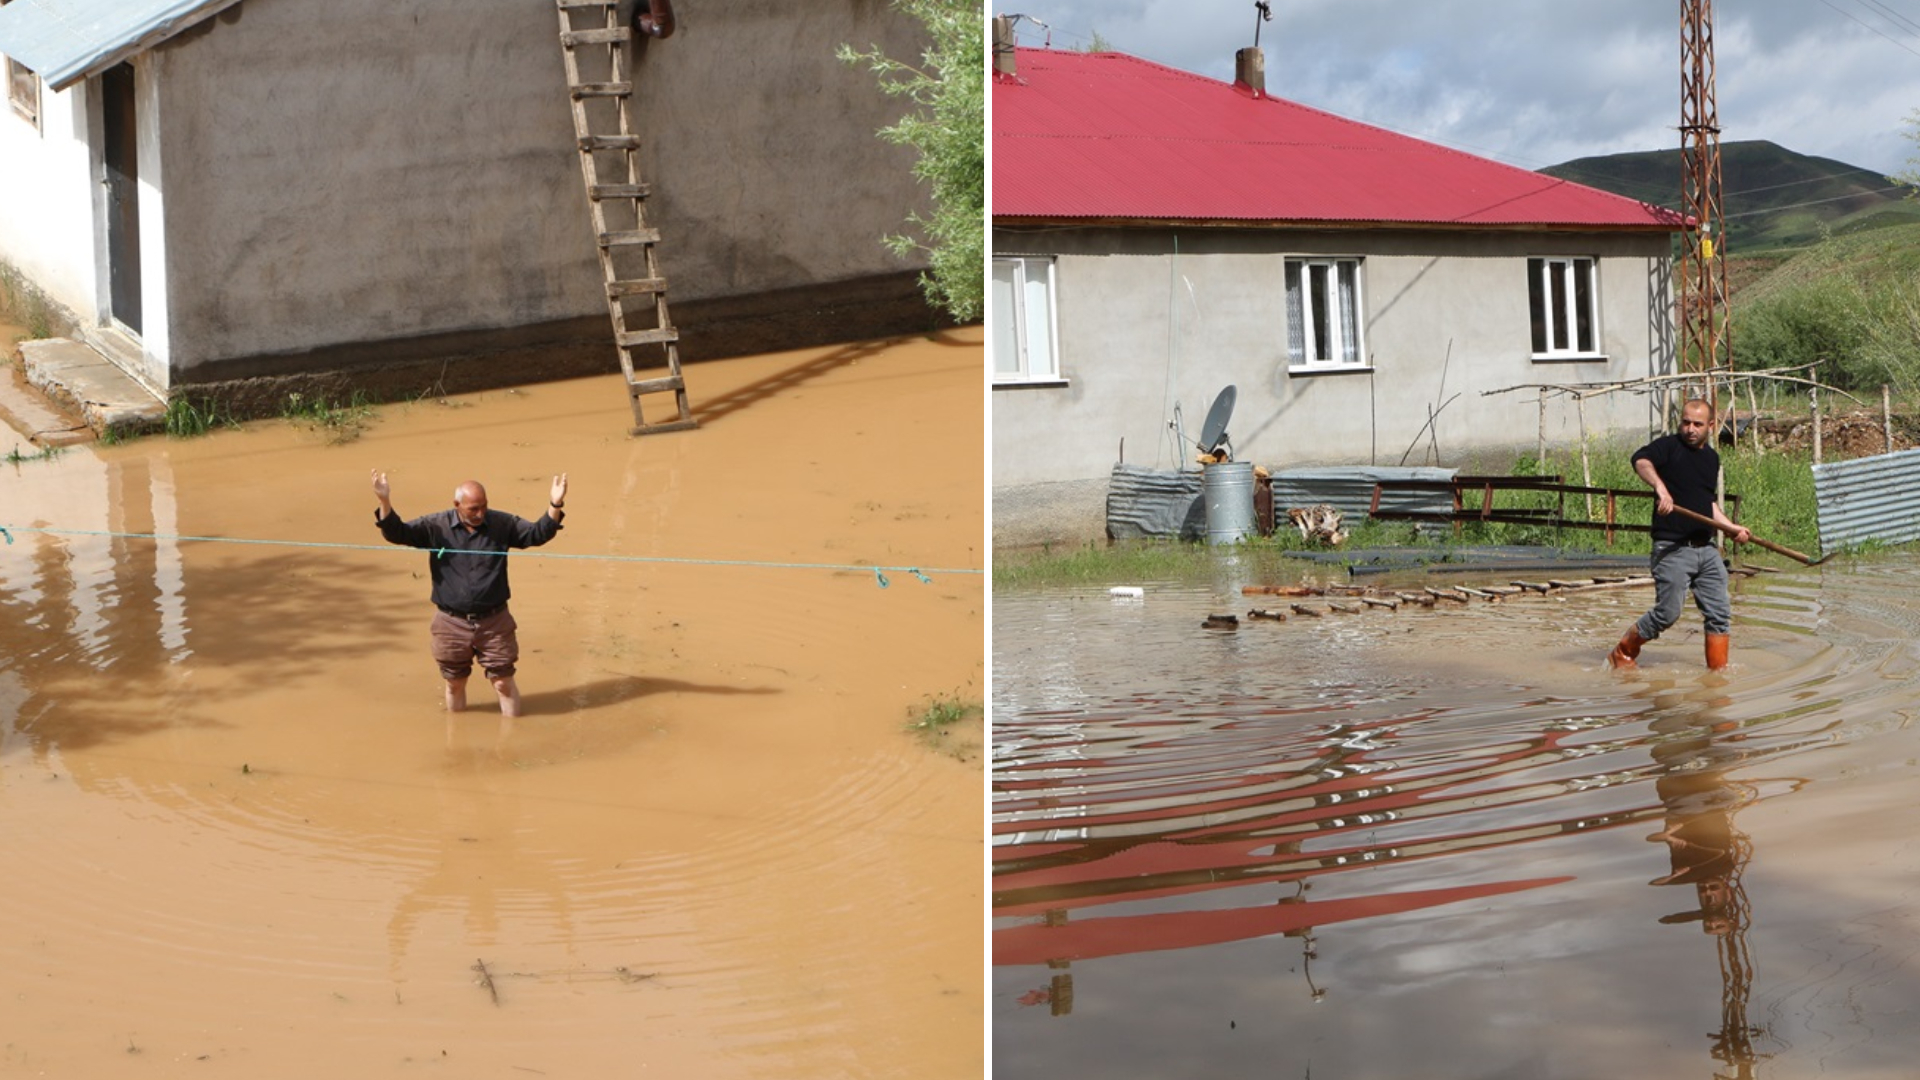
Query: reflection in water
992 566 1920 1078
1643 679 1785 1078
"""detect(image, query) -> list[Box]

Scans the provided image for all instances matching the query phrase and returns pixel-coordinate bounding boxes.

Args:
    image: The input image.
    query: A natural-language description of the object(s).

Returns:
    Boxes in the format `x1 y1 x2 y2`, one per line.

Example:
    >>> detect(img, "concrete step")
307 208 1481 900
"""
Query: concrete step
16 337 166 439
0 358 94 447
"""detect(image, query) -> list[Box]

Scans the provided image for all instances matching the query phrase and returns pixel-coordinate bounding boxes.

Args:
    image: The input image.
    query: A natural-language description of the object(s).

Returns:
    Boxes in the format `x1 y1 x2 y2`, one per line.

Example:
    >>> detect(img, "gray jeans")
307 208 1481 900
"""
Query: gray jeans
1635 541 1732 639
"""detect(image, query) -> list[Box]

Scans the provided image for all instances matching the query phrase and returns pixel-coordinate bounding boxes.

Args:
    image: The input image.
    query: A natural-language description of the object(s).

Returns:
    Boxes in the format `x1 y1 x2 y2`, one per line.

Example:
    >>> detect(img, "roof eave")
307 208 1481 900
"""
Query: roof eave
994 215 1691 234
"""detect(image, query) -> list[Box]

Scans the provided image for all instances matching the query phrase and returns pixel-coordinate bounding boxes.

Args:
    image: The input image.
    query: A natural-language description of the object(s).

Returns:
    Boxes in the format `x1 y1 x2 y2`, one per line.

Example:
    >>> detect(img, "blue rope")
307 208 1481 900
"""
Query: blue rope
0 525 980 586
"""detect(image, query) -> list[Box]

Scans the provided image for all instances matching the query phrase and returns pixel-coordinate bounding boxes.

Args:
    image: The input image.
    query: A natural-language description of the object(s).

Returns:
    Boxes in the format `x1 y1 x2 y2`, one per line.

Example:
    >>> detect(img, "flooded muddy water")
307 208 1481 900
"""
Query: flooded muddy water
994 553 1920 1079
0 329 983 1078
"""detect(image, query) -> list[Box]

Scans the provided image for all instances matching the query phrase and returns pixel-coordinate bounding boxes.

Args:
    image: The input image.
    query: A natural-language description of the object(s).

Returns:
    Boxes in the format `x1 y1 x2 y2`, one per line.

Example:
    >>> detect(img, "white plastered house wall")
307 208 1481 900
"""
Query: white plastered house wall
990 225 1678 547
0 0 936 399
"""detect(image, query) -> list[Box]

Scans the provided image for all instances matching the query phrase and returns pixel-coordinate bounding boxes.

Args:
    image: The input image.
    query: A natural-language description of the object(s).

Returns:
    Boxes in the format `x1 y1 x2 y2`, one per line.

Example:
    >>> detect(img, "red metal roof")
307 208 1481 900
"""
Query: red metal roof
994 49 1689 231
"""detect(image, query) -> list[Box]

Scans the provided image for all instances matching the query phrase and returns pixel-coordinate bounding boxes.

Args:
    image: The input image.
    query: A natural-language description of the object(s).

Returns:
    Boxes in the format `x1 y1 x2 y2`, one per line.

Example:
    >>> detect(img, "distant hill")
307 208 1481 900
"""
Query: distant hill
1541 140 1920 254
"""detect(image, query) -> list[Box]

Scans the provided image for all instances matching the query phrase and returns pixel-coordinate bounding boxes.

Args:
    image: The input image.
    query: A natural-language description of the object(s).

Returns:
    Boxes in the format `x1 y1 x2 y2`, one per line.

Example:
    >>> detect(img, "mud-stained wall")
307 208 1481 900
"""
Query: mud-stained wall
143 0 933 387
992 225 1676 543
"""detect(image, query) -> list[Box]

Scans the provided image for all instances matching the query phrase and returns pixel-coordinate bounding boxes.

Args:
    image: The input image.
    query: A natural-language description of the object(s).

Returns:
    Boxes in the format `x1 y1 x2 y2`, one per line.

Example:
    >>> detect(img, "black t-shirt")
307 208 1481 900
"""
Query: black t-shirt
376 506 562 613
1632 433 1719 544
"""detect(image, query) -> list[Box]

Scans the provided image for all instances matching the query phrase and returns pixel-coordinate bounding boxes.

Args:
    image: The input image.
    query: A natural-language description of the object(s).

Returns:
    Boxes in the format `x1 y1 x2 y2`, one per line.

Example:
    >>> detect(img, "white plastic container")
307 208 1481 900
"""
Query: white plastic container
1109 586 1145 599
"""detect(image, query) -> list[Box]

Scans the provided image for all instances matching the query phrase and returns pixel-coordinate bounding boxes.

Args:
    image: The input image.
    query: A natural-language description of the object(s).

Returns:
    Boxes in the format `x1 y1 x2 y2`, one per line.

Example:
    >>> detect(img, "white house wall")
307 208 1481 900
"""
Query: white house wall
45 0 928 385
0 76 97 324
993 227 1675 497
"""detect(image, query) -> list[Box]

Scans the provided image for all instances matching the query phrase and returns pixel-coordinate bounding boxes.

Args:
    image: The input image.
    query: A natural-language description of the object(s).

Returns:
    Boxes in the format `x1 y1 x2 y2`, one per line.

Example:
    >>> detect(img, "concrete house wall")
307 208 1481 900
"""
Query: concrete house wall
992 225 1676 546
2 0 935 398
0 57 101 333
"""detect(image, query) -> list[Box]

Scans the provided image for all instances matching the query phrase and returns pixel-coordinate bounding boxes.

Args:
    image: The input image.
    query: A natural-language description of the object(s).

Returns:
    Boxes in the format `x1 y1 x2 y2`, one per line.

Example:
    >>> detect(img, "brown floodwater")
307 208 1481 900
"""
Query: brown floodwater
994 551 1920 1079
0 327 984 1078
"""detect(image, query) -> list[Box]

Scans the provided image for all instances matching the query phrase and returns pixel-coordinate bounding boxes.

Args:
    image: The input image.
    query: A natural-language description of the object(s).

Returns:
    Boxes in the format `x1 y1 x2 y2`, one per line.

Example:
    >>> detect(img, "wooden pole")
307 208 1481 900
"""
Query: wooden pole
1537 388 1547 470
1812 385 1822 465
1884 384 1894 454
1747 379 1761 454
1577 394 1594 521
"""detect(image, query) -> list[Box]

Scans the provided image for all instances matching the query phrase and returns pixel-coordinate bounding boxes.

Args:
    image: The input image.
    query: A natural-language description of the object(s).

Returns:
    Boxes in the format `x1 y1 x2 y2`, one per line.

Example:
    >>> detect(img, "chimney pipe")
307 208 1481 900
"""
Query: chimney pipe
993 15 1016 78
1235 46 1265 97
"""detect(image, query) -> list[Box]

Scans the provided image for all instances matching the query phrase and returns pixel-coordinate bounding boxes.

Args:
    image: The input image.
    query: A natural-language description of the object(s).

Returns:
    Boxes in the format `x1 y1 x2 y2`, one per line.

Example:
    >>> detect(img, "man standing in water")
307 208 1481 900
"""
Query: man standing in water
1607 399 1750 671
372 469 568 715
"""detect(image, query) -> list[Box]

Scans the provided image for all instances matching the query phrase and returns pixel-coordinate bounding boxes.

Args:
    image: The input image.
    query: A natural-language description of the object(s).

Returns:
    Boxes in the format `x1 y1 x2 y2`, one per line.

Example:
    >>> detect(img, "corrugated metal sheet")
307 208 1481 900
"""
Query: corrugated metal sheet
1106 463 1206 541
0 0 242 91
1269 466 1458 524
994 49 1688 231
1813 448 1920 553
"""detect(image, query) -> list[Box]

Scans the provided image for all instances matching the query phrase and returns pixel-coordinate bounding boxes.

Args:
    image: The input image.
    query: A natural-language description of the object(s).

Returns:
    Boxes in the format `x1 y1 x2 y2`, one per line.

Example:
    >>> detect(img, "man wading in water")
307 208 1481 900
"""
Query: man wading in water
1607 399 1750 671
372 469 568 715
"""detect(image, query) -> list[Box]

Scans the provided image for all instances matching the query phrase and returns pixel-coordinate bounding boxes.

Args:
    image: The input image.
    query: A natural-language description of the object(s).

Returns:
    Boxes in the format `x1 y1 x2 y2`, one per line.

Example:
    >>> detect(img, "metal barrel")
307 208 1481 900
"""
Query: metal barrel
1203 461 1257 545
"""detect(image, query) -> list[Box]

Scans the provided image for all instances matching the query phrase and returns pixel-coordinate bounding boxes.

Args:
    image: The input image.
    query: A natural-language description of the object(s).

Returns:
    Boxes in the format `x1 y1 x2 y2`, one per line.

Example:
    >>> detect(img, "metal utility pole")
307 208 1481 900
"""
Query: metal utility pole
1679 0 1730 398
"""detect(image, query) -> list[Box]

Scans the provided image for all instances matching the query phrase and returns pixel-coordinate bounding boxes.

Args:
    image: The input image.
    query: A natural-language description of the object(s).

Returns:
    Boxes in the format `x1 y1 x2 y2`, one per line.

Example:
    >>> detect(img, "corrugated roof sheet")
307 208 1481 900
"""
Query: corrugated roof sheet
1813 448 1920 554
994 49 1691 231
0 0 242 91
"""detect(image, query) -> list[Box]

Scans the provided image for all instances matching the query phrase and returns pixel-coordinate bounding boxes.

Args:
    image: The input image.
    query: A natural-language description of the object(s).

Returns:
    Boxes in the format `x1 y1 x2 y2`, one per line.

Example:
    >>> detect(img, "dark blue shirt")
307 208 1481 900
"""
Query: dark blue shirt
376 507 562 614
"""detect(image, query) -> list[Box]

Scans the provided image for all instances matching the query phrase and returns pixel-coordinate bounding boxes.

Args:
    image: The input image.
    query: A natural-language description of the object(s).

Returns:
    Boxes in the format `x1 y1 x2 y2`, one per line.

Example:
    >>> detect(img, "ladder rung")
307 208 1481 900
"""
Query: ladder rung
557 0 617 8
590 182 651 200
618 327 680 348
598 228 661 247
579 134 643 152
561 27 632 46
630 418 699 436
608 277 668 297
628 374 685 395
570 81 633 98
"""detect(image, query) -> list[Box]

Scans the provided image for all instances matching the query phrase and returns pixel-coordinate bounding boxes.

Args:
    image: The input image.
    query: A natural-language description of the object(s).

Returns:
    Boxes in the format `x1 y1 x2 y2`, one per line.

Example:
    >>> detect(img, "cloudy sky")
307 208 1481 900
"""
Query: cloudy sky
996 0 1920 180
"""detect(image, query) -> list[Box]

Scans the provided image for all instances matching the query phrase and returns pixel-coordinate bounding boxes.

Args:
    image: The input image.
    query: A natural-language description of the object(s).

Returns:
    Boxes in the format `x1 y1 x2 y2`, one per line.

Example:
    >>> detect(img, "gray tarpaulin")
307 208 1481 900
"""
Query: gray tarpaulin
1106 463 1460 541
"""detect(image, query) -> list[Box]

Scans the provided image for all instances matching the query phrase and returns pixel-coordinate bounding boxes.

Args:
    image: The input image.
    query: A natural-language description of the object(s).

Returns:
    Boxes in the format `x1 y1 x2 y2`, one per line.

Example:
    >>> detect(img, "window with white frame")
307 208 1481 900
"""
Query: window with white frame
1528 256 1601 359
1285 257 1365 370
992 256 1061 384
2 2 38 128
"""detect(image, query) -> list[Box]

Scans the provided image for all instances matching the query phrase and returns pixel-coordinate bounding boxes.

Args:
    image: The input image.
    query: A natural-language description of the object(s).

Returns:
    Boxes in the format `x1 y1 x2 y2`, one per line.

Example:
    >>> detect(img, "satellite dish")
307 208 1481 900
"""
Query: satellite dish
1197 385 1237 460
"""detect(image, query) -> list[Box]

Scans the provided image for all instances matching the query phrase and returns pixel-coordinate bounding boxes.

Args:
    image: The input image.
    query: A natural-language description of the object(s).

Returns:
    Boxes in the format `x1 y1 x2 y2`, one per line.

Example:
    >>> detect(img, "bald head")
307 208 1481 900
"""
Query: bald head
453 481 489 529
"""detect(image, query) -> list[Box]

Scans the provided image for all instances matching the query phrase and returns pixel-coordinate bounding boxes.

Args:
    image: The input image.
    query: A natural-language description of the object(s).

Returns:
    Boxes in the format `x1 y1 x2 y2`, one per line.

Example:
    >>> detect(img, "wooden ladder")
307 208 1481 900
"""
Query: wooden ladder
555 0 695 435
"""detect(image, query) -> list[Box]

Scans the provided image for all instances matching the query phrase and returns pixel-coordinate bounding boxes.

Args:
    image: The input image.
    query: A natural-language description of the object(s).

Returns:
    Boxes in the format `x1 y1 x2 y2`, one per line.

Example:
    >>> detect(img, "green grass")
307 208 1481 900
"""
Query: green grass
164 395 237 438
281 389 377 443
907 688 983 761
4 443 62 465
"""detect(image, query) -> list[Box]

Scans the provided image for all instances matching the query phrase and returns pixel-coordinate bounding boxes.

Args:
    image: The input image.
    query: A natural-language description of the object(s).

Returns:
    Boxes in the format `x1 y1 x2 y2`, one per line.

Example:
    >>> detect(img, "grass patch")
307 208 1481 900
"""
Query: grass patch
908 688 983 762
281 389 377 443
164 395 238 438
4 443 62 465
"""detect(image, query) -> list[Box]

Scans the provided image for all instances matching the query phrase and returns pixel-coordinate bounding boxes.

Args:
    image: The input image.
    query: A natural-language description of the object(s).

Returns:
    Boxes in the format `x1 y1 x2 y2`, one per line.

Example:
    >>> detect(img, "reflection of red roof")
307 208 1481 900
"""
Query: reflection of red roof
994 876 1571 966
994 49 1689 231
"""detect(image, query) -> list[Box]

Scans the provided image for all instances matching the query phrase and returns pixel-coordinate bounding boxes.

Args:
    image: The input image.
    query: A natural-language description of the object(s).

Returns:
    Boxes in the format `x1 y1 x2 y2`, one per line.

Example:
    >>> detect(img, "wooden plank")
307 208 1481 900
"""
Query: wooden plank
1360 596 1400 611
570 81 633 98
598 228 662 247
630 418 699 437
627 374 685 396
617 327 680 348
561 27 632 45
607 277 668 297
589 182 651 200
579 134 643 152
